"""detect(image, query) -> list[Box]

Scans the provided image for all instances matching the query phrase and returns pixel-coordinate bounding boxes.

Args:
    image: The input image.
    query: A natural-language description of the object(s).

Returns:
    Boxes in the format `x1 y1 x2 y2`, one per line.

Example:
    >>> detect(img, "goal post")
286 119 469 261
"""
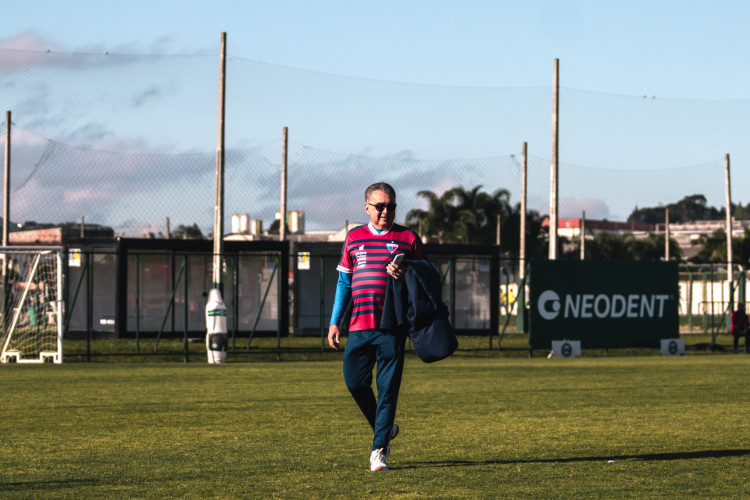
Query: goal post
0 246 64 364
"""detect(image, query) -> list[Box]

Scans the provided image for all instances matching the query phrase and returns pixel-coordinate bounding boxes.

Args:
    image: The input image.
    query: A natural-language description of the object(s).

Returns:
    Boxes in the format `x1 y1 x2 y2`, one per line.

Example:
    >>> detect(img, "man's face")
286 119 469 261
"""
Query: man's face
365 189 396 231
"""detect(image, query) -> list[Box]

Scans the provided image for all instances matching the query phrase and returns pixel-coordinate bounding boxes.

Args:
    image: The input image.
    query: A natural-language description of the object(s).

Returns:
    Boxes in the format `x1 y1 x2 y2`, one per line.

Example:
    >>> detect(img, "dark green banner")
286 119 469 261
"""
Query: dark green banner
529 260 679 349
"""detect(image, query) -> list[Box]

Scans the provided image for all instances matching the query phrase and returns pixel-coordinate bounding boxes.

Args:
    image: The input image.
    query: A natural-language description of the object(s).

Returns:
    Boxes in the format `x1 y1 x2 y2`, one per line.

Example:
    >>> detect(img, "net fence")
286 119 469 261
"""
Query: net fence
0 48 739 236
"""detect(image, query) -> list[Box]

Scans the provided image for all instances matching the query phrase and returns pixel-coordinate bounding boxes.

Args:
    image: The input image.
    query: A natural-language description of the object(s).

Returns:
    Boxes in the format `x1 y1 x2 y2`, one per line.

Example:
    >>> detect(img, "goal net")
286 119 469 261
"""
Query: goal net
0 247 63 363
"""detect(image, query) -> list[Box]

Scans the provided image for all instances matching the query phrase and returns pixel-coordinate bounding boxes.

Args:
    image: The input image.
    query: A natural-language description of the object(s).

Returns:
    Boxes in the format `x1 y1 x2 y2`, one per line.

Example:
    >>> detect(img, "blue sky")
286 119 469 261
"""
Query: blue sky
2 1 750 233
6 0 748 97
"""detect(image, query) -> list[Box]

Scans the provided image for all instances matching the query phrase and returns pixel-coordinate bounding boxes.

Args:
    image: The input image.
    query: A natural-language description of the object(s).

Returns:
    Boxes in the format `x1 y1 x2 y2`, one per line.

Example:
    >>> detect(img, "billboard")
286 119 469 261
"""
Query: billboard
529 260 679 349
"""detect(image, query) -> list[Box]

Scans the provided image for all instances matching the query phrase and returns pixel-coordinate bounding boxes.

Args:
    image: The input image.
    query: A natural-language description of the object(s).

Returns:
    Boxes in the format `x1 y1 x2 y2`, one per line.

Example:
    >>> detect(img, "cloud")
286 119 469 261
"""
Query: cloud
0 31 139 72
115 221 170 238
560 198 610 219
132 82 177 108
0 31 59 52
13 83 53 116
0 32 62 72
148 36 175 54
5 128 217 226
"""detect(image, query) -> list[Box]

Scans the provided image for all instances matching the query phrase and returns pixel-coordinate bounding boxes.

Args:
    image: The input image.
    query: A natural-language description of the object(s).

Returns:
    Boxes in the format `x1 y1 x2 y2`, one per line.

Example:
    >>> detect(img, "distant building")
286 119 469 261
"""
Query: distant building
544 217 750 259
8 223 114 246
229 213 264 239
226 210 364 244
655 219 750 259
542 218 655 239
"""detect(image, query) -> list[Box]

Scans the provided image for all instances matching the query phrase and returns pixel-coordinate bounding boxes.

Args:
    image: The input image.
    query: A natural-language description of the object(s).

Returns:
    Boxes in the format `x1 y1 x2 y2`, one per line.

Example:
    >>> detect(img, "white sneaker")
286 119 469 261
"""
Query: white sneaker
370 448 388 471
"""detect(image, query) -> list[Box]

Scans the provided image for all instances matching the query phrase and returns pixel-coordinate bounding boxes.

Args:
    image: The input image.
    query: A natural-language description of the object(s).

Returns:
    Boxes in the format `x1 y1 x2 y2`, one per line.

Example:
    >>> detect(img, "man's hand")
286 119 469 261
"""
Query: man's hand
386 262 404 280
328 324 341 350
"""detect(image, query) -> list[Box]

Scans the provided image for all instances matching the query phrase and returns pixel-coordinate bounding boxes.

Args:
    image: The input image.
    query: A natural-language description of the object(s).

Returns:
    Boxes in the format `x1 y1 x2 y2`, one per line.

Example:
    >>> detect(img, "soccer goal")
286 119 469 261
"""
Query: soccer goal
0 247 64 364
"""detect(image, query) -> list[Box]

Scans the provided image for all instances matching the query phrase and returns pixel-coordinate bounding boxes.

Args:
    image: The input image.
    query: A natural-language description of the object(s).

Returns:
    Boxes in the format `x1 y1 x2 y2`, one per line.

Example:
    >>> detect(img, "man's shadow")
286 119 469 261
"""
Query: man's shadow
394 449 750 469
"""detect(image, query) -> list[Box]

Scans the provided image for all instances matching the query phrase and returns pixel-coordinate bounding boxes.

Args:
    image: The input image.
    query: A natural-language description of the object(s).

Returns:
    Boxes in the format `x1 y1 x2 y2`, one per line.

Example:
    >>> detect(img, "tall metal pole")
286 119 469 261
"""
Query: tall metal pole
519 142 527 280
725 153 733 282
3 111 10 248
665 208 670 261
2 111 10 324
206 33 229 364
213 32 227 289
280 127 288 241
516 142 528 334
548 58 560 260
580 211 586 260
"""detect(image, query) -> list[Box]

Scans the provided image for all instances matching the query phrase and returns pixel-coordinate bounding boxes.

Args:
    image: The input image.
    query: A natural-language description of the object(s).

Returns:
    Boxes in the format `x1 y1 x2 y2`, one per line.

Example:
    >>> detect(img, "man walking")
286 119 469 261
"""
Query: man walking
328 182 425 471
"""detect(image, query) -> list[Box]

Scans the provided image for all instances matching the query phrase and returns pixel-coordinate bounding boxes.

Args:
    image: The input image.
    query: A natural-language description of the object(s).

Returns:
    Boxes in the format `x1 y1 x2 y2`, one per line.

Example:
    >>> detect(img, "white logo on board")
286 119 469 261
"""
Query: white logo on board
537 289 671 320
538 290 562 320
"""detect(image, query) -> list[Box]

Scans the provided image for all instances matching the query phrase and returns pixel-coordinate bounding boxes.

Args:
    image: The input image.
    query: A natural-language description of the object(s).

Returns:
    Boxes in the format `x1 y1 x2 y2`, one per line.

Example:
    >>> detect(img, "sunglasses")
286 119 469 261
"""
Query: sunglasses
367 202 397 212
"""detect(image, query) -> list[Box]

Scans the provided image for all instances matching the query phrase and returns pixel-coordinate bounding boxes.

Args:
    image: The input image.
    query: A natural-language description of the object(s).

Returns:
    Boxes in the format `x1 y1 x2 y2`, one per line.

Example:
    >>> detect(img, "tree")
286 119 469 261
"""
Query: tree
631 234 682 261
733 202 750 220
690 227 750 264
565 232 682 261
267 219 289 235
628 194 724 224
171 223 203 239
504 207 547 260
691 229 728 262
405 185 511 245
579 233 634 260
404 184 547 259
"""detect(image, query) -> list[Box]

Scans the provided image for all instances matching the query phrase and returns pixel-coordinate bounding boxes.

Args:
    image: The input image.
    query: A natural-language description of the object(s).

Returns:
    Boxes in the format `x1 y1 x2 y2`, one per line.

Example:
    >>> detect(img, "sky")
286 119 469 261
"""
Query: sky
2 0 750 233
4 0 747 97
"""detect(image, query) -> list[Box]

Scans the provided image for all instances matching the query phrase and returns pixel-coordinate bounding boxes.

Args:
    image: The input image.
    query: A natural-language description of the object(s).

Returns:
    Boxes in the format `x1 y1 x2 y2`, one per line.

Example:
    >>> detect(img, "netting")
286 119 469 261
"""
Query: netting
0 48 741 235
0 247 62 363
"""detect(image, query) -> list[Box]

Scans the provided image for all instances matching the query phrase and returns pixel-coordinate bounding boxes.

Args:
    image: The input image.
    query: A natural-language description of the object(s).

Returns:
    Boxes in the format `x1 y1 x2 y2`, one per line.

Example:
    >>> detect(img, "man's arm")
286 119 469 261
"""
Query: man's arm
328 271 352 350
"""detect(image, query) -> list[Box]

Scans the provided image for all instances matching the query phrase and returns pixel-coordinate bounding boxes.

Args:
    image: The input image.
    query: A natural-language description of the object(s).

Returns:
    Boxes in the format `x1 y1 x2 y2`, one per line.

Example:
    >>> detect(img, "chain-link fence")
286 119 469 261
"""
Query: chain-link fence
53 240 745 360
0 48 739 239
3 47 748 360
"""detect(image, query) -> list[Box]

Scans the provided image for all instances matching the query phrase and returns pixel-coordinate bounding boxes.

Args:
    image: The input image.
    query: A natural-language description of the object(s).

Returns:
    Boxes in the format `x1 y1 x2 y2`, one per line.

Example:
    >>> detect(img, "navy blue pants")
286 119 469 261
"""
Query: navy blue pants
733 330 750 352
343 329 406 451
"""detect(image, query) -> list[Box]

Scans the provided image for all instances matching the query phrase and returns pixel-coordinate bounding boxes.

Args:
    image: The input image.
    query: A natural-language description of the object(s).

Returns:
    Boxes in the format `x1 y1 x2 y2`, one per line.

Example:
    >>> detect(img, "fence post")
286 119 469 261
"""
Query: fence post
489 249 500 345
740 265 747 308
686 271 693 333
154 257 186 350
183 254 189 363
231 254 238 352
320 255 325 352
135 254 140 354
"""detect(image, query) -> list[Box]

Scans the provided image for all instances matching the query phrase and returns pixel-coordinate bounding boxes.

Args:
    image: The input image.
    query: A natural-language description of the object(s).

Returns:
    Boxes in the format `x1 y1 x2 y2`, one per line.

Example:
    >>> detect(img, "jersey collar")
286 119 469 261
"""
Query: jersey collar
368 222 393 235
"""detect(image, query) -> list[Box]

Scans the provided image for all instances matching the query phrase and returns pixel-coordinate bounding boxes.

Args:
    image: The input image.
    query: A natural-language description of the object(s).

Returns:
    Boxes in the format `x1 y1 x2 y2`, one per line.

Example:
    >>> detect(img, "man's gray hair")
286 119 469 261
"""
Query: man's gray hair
365 182 396 202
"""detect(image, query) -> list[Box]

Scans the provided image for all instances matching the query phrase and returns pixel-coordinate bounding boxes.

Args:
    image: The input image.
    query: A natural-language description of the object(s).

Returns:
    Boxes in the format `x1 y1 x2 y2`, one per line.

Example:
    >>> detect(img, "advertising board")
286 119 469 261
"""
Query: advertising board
529 260 679 349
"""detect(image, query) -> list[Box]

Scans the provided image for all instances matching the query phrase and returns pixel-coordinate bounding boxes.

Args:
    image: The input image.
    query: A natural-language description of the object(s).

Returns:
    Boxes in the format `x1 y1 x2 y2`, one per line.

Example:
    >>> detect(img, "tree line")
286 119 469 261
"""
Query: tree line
116 187 750 264
628 194 750 224
405 188 750 264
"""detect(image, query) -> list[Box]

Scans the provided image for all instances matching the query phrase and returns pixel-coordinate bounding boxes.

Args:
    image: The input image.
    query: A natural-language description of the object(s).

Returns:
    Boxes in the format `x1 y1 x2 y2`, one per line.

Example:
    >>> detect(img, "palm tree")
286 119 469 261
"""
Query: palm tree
404 184 550 259
405 185 511 245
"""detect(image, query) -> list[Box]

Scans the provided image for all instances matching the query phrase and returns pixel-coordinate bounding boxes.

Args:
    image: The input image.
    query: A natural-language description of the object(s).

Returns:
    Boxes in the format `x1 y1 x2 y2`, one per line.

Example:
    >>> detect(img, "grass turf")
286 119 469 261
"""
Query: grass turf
1 355 749 498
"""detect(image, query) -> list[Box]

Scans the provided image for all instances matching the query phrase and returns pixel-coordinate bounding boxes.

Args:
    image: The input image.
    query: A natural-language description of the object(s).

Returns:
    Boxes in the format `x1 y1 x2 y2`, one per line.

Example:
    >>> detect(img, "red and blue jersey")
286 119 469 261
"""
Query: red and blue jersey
337 223 425 332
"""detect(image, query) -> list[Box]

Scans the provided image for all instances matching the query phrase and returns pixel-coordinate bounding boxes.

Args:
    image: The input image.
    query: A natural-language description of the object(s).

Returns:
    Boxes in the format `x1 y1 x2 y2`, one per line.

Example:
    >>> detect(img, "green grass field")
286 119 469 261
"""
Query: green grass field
2 352 750 498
